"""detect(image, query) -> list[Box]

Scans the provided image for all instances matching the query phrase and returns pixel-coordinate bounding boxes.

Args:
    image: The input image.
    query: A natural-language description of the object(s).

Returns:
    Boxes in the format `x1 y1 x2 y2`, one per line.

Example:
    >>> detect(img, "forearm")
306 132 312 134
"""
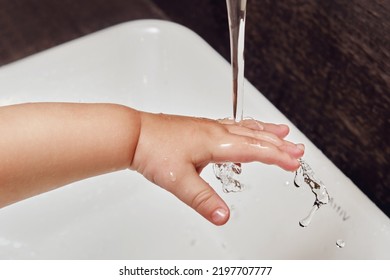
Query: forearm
0 102 140 208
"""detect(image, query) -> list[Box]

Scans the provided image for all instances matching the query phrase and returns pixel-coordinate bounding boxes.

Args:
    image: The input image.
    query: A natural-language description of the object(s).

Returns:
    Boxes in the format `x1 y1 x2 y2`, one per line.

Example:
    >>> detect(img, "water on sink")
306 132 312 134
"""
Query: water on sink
336 239 346 248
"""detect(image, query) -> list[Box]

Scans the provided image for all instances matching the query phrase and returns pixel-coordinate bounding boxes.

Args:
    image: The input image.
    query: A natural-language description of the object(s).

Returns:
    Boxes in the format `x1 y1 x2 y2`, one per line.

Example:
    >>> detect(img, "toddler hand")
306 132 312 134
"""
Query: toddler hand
130 112 304 225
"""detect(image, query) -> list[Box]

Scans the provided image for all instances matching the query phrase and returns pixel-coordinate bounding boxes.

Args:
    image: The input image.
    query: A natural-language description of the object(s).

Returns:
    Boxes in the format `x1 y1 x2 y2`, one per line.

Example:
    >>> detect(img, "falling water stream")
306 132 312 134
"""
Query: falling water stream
226 0 246 122
213 0 247 193
213 0 340 248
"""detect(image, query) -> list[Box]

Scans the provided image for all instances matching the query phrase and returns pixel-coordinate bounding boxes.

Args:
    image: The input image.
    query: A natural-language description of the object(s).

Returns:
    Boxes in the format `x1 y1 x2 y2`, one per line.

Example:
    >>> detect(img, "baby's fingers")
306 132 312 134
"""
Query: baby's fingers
279 143 305 158
222 126 304 159
239 119 290 138
168 166 230 226
212 137 302 171
218 118 290 138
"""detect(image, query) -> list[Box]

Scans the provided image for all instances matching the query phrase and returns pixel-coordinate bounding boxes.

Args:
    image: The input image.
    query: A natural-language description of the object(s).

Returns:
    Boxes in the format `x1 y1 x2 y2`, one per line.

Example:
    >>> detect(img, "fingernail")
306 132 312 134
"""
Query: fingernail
297 143 305 151
211 208 228 225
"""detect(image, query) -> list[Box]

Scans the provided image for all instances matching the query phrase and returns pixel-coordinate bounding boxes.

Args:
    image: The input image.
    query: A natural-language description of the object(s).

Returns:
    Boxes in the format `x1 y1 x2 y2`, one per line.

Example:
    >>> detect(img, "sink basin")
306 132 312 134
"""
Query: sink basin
0 20 389 259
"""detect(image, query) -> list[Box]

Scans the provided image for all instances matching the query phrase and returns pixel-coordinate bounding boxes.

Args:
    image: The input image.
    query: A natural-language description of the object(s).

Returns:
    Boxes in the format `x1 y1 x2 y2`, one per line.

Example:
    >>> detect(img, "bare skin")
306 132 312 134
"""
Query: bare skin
0 102 304 225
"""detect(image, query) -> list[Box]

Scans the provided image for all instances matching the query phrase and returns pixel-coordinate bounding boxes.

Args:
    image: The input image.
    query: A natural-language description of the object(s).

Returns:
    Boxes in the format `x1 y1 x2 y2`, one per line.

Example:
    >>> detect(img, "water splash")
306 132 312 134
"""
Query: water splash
213 162 244 193
294 158 330 227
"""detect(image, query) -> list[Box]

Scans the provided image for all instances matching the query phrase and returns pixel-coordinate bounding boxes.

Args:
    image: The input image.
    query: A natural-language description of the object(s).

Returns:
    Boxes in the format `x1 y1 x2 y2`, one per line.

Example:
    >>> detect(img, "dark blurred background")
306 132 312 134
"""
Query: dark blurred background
0 0 389 217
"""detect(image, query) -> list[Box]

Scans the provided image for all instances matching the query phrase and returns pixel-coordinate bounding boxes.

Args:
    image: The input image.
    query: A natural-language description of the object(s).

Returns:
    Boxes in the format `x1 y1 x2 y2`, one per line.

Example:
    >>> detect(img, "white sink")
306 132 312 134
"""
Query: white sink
0 20 389 259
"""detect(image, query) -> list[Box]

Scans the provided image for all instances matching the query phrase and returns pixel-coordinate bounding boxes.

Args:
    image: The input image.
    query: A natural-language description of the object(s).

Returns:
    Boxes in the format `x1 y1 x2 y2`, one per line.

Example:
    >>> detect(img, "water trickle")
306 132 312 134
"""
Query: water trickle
299 204 319 228
214 0 247 191
294 158 330 227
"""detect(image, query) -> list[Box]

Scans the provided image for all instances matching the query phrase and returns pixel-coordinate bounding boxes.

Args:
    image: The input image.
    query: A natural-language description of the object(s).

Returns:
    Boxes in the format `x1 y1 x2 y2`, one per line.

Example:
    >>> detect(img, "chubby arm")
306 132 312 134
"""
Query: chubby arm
0 102 304 225
0 103 140 208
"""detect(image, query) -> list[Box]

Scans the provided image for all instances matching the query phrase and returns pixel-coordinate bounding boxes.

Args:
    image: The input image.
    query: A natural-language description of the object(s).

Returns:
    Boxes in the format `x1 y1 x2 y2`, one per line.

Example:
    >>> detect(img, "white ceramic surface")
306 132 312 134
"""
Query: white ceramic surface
0 20 389 259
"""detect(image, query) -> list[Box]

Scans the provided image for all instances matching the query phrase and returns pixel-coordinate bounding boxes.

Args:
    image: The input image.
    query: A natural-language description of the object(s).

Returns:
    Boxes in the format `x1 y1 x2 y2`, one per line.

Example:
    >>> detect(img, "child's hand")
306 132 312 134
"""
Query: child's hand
0 103 303 222
130 112 304 225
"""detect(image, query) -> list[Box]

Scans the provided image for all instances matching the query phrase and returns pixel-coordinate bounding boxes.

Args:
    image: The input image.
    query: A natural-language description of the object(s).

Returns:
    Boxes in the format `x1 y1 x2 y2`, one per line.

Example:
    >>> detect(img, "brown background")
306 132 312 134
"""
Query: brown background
0 0 389 217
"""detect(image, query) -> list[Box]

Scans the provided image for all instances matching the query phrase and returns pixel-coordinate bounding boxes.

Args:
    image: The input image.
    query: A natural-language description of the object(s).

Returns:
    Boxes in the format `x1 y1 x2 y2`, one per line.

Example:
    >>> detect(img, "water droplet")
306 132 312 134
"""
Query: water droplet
299 204 319 227
285 181 290 186
169 171 177 182
336 239 345 248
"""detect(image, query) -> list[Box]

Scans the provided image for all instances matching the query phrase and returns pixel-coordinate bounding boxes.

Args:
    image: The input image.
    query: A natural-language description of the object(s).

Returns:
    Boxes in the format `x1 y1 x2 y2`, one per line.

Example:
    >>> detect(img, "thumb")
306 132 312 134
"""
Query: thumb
171 167 230 226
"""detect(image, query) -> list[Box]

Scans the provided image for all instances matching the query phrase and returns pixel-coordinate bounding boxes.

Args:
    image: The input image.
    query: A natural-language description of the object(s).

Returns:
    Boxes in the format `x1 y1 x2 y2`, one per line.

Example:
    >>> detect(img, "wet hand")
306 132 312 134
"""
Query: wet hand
130 112 304 226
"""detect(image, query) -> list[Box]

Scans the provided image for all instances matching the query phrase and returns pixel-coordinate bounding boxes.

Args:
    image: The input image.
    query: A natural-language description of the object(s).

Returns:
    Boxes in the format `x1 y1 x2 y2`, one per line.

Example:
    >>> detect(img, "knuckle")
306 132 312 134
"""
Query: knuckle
190 188 216 212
